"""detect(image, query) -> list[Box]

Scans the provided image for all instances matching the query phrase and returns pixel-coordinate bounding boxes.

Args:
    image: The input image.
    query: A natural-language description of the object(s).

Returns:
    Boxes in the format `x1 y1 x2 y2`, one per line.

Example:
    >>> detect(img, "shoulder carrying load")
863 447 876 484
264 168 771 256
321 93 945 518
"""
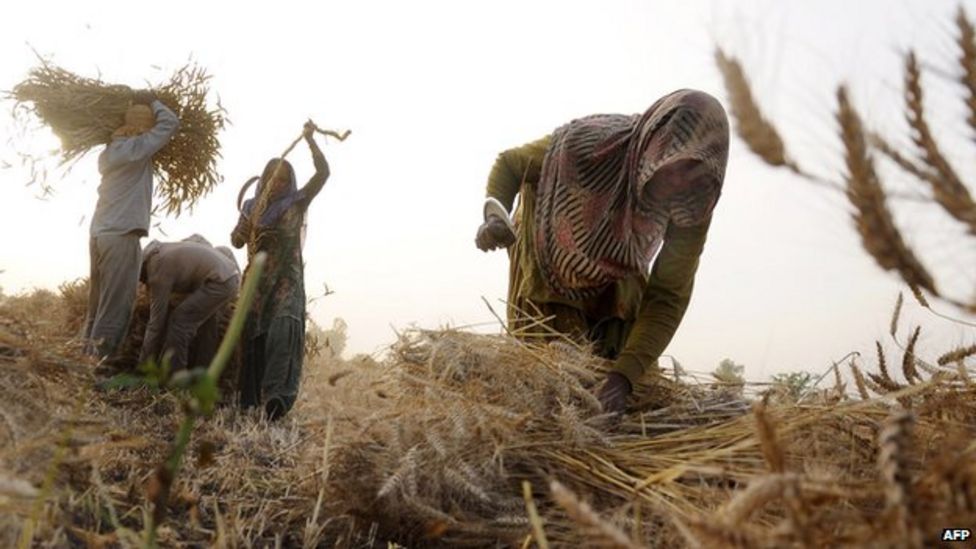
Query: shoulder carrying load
10 60 227 216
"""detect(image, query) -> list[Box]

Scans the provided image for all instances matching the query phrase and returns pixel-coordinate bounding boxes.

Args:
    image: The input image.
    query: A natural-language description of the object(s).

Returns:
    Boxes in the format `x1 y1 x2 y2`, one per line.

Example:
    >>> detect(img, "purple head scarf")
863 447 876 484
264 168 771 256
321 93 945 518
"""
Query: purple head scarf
240 158 306 227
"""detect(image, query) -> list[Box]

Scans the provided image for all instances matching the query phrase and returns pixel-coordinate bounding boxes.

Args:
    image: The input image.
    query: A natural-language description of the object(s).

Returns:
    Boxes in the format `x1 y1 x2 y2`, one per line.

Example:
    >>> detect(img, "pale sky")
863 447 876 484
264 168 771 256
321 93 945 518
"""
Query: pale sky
2 0 975 381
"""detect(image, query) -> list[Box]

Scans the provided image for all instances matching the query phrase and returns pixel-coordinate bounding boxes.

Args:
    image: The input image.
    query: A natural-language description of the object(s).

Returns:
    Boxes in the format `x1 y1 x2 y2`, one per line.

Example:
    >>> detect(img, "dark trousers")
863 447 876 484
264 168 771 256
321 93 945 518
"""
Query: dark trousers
161 276 239 372
187 313 221 370
239 315 304 419
84 234 142 358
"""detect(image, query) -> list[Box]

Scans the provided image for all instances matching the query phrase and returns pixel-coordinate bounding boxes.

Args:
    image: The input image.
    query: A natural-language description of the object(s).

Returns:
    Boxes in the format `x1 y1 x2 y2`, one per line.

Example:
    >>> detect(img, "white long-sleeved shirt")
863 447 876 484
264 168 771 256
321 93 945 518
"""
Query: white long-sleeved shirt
91 100 180 237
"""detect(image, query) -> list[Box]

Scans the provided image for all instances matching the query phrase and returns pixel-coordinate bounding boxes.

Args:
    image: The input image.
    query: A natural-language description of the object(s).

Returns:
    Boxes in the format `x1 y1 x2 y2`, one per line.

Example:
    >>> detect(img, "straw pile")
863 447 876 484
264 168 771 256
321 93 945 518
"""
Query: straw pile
326 330 976 548
9 61 226 215
3 280 974 547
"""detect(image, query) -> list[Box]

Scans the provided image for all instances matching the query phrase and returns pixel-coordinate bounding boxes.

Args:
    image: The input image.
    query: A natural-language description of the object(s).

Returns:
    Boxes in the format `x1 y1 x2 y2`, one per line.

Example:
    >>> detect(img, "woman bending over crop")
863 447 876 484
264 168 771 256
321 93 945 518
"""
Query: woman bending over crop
475 90 730 415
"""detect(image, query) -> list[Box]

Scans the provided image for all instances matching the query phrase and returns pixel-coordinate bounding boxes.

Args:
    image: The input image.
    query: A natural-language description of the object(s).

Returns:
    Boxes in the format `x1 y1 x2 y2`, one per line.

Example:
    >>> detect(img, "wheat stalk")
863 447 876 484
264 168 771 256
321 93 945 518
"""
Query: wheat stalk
673 514 765 549
832 362 846 399
719 473 796 524
870 133 939 187
901 327 922 384
714 49 793 171
850 363 872 400
877 409 922 548
752 401 784 473
904 51 976 234
938 344 976 366
875 341 903 391
890 292 904 338
956 7 976 141
549 481 644 549
522 481 550 549
836 86 938 295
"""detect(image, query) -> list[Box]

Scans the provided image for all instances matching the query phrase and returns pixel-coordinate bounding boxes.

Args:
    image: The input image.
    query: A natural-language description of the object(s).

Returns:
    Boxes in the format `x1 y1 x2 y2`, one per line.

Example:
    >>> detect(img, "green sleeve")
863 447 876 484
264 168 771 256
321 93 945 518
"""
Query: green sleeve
612 219 711 386
485 135 552 212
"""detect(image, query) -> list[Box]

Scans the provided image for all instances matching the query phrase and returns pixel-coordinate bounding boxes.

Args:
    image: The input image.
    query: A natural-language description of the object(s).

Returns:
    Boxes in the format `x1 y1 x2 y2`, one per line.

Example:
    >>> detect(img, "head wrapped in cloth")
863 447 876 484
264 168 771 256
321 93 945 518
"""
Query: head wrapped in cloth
239 158 306 228
533 89 730 300
112 104 156 139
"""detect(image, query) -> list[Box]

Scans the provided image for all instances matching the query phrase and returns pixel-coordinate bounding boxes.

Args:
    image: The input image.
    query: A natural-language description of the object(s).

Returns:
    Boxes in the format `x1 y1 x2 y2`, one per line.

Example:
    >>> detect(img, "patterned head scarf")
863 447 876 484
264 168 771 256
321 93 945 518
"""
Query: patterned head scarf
534 89 730 300
240 158 304 227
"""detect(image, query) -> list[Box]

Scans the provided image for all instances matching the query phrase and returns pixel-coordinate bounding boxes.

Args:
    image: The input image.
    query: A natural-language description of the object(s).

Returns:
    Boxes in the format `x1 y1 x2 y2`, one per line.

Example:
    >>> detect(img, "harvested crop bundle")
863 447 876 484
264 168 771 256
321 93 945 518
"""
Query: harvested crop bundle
9 60 227 215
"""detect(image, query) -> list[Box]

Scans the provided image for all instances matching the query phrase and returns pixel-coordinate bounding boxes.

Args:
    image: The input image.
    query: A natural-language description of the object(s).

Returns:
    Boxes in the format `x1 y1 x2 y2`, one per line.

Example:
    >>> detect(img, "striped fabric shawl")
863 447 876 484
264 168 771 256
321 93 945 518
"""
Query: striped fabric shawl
534 89 730 301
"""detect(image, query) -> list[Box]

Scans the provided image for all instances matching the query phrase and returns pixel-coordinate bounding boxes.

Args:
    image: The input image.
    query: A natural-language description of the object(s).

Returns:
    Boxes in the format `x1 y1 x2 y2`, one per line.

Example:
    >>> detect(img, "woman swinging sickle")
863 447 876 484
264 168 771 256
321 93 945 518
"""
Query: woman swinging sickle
232 121 330 420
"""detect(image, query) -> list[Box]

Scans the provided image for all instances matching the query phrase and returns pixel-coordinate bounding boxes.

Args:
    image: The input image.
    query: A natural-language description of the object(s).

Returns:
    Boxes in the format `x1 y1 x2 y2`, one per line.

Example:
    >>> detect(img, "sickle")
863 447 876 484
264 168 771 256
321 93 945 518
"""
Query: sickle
236 125 350 214
236 177 258 215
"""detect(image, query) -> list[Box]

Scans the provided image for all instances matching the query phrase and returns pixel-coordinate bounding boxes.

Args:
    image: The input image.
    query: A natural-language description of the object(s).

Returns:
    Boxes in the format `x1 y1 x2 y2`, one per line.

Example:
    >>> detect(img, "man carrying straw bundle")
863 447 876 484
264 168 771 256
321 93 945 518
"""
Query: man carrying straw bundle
475 89 729 415
83 91 180 359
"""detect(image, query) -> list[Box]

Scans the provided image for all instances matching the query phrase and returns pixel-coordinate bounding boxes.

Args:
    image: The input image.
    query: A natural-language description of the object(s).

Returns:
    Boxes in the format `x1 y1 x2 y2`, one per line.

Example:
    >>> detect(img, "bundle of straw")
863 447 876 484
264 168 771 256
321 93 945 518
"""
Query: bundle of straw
9 60 226 215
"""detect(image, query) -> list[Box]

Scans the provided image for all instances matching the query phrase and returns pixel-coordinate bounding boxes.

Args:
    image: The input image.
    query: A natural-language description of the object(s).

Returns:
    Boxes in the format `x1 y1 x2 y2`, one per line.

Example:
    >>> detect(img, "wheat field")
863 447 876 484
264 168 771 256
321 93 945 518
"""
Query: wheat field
3 5 976 549
0 279 974 548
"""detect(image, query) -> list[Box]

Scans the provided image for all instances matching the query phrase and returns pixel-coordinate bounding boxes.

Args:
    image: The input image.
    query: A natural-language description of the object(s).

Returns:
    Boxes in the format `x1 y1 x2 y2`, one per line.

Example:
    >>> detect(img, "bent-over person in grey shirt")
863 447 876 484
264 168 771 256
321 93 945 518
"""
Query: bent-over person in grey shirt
138 239 240 372
83 93 180 359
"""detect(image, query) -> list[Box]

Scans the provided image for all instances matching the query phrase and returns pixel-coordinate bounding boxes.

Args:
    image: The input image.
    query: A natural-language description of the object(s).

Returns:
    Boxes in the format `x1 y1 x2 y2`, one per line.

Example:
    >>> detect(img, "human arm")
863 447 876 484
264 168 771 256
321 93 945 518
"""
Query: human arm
298 121 331 205
485 135 551 212
108 100 181 165
476 135 551 251
611 219 711 387
230 214 251 249
138 263 173 366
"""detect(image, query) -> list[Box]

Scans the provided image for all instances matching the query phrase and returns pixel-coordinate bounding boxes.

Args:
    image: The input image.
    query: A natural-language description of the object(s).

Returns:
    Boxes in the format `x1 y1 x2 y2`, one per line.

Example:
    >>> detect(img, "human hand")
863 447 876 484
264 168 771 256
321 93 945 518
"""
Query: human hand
597 372 632 415
475 215 516 251
303 120 317 140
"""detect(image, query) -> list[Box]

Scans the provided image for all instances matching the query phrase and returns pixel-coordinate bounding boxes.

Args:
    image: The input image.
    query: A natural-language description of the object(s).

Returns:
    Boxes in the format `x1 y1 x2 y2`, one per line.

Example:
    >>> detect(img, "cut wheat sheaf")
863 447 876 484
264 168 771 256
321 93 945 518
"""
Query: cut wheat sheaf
8 59 227 216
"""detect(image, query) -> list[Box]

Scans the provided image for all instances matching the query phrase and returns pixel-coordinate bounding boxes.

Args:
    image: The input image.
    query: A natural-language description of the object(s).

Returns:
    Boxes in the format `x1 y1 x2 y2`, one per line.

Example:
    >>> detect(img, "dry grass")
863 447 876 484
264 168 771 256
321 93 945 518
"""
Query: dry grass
8 60 226 216
1 286 976 547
